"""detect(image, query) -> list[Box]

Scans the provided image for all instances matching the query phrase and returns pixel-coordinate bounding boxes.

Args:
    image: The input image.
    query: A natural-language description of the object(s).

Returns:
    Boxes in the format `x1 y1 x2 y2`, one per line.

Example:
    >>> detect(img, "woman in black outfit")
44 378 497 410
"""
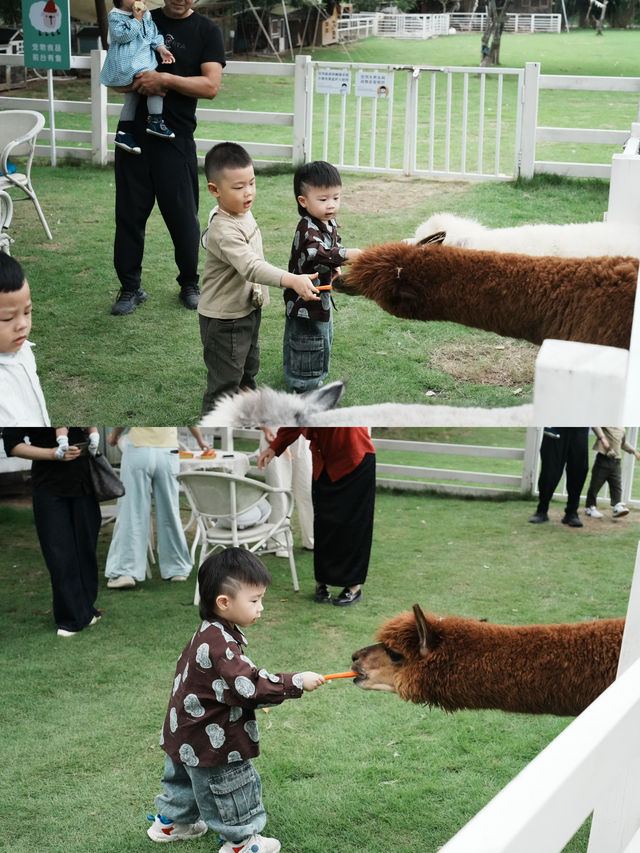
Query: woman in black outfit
3 427 102 637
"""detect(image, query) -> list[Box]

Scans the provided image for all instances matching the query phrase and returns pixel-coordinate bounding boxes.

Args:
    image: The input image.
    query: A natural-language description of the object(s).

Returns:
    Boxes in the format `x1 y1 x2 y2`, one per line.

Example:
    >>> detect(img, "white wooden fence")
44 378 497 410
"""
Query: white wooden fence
1 53 638 179
202 428 640 507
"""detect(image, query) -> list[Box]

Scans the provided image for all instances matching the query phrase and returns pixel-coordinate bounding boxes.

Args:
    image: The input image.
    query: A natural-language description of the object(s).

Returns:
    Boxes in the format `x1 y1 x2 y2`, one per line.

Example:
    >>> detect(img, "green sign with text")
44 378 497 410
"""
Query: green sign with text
21 0 71 70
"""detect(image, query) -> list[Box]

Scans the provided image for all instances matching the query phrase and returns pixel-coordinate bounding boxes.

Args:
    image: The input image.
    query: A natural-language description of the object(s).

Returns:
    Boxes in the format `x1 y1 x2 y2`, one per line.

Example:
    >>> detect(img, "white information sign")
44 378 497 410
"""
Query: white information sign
315 67 351 95
355 70 393 99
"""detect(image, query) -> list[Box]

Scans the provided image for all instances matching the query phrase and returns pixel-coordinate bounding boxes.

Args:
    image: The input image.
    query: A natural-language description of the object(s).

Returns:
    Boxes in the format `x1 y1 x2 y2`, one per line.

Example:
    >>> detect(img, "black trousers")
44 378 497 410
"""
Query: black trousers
199 310 261 417
536 428 589 515
32 486 102 632
312 452 376 587
586 453 622 507
114 134 200 293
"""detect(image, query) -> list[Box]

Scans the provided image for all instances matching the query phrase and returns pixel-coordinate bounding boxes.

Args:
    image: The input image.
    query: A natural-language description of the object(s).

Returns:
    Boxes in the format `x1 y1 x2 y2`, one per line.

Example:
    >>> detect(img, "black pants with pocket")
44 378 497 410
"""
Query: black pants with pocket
536 427 589 515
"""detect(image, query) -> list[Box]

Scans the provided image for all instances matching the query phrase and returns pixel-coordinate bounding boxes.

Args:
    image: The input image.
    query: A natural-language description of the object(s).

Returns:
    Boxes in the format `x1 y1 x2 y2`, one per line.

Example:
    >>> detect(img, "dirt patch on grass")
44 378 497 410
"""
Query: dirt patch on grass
431 338 539 386
344 177 469 214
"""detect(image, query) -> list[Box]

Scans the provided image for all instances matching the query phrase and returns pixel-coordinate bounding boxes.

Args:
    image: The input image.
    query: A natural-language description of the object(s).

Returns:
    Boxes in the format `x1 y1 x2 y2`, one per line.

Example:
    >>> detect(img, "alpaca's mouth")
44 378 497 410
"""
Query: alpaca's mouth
351 665 366 685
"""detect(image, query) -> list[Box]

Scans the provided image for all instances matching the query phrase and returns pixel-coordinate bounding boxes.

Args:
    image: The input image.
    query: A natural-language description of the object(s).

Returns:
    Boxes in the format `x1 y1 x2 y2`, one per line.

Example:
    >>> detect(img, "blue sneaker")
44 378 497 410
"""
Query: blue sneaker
114 131 141 154
146 813 208 842
146 115 175 139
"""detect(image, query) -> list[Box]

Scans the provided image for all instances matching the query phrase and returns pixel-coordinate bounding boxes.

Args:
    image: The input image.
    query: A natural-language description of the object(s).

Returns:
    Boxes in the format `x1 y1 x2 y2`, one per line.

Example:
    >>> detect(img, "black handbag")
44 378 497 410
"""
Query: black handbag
88 452 125 502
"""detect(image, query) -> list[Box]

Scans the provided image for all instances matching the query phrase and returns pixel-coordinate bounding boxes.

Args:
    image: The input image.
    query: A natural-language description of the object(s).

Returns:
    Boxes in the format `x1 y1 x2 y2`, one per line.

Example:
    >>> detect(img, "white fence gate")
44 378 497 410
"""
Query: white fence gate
309 61 525 179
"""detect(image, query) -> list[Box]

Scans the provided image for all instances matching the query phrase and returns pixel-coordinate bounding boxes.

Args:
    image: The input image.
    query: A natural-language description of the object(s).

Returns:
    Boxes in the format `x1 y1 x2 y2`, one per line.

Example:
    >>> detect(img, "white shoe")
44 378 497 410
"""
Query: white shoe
88 615 101 626
585 505 603 518
219 835 281 853
107 575 136 589
56 627 77 637
146 813 207 842
613 503 630 518
169 575 188 582
274 549 289 559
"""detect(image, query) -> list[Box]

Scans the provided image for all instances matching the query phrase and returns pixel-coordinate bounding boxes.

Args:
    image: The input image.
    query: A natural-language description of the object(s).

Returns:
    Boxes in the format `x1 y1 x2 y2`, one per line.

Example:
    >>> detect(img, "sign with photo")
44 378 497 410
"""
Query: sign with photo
315 68 351 95
21 0 71 69
355 70 393 99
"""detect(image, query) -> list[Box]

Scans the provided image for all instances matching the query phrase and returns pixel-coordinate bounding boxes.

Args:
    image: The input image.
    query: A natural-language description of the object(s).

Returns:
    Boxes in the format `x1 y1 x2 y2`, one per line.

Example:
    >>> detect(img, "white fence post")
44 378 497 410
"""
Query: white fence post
293 54 312 165
587 540 640 852
403 67 419 176
90 49 108 166
518 61 539 179
520 428 540 496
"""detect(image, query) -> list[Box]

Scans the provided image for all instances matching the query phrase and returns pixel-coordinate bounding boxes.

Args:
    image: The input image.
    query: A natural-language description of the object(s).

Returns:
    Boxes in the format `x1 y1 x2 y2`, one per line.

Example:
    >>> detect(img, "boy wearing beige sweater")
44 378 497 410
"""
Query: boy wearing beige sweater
585 427 640 519
198 142 320 417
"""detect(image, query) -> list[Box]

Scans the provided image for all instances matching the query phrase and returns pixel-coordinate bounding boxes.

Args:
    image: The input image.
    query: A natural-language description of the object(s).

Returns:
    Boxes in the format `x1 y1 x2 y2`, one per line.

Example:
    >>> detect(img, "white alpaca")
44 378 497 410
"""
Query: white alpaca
200 382 533 428
407 212 640 258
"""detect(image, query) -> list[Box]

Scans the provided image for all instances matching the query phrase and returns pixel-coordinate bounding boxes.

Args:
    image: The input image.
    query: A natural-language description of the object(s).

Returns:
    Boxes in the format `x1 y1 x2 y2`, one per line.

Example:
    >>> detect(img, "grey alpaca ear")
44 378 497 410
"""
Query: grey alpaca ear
417 231 446 247
301 381 346 414
413 604 436 656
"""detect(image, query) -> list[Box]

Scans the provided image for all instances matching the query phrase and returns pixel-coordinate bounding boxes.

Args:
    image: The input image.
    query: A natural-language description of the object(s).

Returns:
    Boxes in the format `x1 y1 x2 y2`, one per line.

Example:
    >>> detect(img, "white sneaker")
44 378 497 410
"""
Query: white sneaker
107 575 136 589
613 503 630 518
146 813 208 842
169 575 188 582
219 834 281 853
57 627 77 637
585 505 603 518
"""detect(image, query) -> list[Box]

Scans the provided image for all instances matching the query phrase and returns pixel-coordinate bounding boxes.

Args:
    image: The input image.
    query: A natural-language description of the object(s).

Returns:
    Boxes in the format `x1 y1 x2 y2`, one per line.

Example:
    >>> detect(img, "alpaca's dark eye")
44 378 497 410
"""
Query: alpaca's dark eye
385 648 404 663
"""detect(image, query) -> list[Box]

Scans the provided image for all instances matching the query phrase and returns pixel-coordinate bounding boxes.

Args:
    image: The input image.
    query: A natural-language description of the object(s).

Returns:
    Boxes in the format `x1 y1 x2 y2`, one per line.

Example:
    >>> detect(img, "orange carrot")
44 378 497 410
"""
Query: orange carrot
323 670 357 680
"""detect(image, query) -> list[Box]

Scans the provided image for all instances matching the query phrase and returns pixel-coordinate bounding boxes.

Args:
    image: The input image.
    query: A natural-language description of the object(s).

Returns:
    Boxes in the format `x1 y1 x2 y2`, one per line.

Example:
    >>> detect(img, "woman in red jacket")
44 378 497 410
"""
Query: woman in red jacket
258 427 375 606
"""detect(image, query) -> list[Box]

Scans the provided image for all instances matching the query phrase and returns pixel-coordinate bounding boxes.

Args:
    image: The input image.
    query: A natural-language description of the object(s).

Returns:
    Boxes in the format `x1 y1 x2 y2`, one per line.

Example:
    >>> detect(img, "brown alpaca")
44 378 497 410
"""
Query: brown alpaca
333 234 638 349
350 605 624 716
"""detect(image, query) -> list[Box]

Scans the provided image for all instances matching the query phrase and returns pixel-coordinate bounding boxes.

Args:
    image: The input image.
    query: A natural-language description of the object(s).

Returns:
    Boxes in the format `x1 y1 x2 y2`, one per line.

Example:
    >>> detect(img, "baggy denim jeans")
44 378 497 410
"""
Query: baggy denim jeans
155 755 267 844
282 308 333 393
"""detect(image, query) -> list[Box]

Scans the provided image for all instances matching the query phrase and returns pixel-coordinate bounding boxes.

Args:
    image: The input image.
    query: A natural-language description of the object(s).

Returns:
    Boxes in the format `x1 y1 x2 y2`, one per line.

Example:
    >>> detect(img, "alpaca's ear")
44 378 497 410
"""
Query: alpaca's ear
417 231 446 247
413 604 436 656
302 381 345 414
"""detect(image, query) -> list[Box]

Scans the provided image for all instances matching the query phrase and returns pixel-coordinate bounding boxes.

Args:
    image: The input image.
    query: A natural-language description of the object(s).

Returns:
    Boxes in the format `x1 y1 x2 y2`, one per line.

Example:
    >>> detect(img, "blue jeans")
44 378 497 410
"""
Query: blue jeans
105 441 192 581
283 304 333 393
155 755 267 844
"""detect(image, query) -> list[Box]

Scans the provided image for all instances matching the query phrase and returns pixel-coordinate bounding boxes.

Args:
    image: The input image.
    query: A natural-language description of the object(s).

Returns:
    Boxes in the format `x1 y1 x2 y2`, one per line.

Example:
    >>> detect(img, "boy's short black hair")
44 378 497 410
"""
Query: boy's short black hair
294 160 342 216
0 253 27 293
205 142 253 183
198 547 272 621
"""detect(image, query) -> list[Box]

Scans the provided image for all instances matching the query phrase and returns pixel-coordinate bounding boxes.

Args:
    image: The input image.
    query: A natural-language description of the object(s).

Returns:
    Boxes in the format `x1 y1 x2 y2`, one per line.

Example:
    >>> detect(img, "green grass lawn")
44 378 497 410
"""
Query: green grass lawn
2 484 637 853
2 30 636 423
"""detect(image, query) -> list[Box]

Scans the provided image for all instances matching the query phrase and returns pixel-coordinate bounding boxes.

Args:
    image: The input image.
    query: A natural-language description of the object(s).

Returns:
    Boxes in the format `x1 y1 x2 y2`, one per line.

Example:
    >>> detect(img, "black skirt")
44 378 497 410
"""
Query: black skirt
312 452 375 587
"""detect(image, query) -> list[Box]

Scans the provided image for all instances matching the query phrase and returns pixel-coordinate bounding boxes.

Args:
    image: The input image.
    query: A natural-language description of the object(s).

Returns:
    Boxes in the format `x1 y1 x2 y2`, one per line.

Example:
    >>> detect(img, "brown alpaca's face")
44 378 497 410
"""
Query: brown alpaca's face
351 642 405 692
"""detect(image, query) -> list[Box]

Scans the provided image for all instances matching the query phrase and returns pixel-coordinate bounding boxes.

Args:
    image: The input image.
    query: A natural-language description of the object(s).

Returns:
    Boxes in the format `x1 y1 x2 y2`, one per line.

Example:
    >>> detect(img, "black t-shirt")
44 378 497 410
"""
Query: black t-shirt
133 10 225 137
3 427 94 496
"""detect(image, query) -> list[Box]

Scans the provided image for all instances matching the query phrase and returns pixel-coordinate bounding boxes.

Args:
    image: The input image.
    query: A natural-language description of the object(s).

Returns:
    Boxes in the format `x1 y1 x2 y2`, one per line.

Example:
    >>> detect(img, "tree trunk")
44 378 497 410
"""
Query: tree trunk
480 0 511 67
95 0 109 49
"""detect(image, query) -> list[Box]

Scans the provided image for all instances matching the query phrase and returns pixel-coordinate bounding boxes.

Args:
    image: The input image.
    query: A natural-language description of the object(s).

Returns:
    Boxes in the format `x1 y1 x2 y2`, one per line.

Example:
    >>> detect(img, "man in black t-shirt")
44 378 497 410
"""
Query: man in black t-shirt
110 0 226 316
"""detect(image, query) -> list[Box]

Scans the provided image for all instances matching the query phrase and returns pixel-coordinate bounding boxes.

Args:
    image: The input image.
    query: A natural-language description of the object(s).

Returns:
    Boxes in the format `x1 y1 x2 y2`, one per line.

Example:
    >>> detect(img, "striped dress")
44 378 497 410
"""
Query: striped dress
99 8 163 87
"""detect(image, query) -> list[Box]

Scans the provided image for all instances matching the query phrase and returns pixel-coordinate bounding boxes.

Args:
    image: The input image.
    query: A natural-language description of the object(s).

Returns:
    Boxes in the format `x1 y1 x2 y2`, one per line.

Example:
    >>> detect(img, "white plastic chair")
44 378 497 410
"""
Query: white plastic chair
177 471 299 605
0 110 52 240
0 190 13 254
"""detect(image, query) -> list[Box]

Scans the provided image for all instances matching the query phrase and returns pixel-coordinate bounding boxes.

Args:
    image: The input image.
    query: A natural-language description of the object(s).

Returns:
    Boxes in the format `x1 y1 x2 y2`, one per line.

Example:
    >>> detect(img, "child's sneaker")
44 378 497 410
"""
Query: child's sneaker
146 115 176 139
613 502 630 518
585 505 603 518
219 835 281 853
147 813 208 842
114 130 141 154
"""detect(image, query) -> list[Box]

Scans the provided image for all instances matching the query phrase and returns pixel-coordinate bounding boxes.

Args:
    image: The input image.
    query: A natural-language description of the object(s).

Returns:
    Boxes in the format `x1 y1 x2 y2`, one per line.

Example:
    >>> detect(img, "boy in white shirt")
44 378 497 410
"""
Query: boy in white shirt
0 254 50 426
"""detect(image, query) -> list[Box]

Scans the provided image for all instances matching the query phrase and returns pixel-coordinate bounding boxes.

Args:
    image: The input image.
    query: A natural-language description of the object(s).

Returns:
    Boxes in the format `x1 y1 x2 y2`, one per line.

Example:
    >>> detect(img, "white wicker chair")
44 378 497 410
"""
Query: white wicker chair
177 471 299 605
0 110 52 240
0 190 13 253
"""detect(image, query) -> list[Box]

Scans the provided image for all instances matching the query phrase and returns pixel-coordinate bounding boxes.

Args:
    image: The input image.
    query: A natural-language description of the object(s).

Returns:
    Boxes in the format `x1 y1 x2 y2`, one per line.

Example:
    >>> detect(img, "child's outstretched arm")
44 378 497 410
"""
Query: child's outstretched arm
280 271 321 302
301 672 325 691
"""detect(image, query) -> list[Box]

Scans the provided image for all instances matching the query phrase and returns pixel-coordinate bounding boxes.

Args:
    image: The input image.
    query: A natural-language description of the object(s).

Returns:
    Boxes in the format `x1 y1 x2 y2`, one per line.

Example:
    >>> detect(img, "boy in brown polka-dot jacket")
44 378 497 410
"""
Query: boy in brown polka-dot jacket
147 548 324 853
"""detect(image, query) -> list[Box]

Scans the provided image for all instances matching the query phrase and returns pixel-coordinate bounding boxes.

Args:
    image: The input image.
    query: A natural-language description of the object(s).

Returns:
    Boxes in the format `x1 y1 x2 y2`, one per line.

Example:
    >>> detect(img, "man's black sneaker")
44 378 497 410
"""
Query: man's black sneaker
111 287 147 316
179 284 200 310
562 512 583 528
